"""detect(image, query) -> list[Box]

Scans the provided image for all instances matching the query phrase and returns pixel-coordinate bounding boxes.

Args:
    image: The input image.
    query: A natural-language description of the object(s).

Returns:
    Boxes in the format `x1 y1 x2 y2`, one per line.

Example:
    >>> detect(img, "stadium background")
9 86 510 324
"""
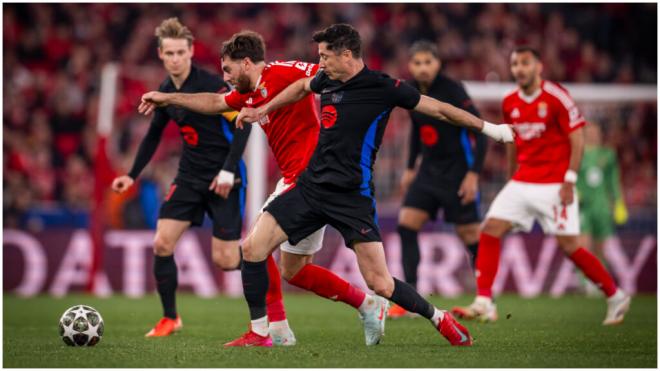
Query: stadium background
3 3 656 298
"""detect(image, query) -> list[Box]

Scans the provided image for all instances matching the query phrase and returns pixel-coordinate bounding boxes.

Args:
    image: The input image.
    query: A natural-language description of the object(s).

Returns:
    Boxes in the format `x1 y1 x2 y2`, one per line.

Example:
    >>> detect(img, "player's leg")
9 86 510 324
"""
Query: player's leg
444 186 482 271
397 207 429 288
538 183 629 325
353 241 472 346
556 234 629 325
577 210 600 295
455 223 480 269
391 207 430 318
211 238 241 271
281 227 369 310
280 229 384 326
452 181 534 322
450 217 512 322
224 211 289 347
207 184 293 342
146 218 190 337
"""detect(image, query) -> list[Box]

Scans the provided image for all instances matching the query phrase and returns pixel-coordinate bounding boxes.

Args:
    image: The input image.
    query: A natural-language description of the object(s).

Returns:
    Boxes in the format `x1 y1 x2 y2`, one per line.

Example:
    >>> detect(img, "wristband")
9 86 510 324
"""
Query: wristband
481 121 514 142
217 170 235 186
564 170 578 183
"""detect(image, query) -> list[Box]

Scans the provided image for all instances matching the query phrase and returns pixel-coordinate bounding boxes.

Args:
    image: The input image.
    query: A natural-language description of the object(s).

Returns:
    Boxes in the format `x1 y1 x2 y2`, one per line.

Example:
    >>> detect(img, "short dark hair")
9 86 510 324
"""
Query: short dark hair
221 31 266 62
409 40 439 60
312 23 361 58
513 45 541 60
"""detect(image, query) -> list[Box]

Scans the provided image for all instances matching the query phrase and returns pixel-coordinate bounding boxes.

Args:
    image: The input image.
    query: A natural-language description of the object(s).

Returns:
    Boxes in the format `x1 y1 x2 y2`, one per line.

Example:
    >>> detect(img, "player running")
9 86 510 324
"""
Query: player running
451 46 630 325
111 18 294 340
234 23 515 347
389 40 487 319
138 31 387 347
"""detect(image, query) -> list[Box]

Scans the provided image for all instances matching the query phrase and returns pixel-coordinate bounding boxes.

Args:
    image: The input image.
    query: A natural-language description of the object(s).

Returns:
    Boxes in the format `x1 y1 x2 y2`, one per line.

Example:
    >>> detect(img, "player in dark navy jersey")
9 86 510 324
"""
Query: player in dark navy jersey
390 41 487 318
233 24 514 347
111 18 261 338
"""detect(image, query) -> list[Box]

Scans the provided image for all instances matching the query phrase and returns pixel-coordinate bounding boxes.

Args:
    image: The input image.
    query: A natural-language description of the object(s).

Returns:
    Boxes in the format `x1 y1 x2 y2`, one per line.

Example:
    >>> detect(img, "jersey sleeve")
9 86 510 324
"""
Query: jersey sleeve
224 90 246 111
550 87 585 133
309 69 327 94
128 107 169 179
385 79 421 109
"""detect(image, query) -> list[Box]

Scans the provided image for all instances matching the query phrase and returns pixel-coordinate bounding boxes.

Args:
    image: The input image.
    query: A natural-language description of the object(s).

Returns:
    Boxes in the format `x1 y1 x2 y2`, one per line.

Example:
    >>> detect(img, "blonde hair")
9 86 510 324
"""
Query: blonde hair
155 17 194 47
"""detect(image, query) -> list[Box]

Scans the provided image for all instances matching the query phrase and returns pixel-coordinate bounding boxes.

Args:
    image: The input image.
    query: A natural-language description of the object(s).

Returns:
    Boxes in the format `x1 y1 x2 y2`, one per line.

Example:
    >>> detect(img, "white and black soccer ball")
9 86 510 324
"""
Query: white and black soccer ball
58 305 104 346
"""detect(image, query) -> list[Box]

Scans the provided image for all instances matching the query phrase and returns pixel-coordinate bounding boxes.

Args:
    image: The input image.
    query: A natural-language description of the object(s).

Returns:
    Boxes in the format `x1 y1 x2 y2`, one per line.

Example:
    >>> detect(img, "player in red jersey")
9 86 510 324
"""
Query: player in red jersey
452 46 630 325
139 31 388 347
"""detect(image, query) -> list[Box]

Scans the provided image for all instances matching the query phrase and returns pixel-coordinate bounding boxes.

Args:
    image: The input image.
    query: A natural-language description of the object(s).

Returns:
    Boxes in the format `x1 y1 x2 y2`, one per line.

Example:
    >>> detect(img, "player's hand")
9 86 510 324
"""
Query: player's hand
138 91 169 115
209 170 236 199
559 182 575 206
235 107 266 129
400 169 416 194
481 122 515 143
112 175 134 194
458 171 479 205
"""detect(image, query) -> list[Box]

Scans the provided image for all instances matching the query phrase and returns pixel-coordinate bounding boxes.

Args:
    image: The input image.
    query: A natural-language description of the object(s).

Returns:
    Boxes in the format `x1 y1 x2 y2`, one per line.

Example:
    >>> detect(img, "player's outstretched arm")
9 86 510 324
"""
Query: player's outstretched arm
139 91 232 116
413 95 514 143
235 77 313 127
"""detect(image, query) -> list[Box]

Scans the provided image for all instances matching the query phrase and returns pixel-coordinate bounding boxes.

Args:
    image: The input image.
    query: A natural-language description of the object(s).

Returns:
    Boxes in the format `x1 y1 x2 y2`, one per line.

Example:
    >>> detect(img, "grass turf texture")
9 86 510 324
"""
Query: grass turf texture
3 293 656 368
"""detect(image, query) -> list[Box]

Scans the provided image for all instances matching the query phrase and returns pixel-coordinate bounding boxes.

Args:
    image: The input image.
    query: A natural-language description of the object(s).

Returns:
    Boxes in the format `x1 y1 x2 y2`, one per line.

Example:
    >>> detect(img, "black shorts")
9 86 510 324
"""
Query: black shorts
264 183 381 248
159 180 245 240
402 176 480 225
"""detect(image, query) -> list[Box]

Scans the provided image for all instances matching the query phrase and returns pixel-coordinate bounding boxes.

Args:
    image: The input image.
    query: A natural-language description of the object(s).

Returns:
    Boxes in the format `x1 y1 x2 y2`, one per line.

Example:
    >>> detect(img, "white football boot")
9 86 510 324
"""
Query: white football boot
603 289 631 326
269 320 297 346
358 295 389 346
452 295 498 322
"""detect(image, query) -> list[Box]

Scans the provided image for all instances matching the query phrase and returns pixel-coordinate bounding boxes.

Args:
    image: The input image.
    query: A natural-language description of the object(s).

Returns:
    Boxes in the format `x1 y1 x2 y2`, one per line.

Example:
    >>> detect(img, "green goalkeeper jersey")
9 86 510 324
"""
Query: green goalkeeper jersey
577 147 622 211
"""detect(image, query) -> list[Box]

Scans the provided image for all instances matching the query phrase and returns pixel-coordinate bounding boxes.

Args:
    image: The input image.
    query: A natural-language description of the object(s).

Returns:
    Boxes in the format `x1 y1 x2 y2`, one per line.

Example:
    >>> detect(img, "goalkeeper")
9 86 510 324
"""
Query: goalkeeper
577 122 628 269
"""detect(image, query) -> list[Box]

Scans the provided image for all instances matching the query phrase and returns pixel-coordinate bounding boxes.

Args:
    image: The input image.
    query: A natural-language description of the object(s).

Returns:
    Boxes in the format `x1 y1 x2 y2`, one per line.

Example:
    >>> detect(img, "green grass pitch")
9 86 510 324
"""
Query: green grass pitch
3 293 656 368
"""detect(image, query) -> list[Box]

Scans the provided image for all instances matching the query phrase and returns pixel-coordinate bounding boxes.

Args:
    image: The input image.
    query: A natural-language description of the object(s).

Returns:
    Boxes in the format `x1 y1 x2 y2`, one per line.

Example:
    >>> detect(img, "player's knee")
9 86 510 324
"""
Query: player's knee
212 249 240 271
240 237 262 262
280 263 301 282
481 219 506 238
365 274 394 298
153 234 176 256
557 237 579 255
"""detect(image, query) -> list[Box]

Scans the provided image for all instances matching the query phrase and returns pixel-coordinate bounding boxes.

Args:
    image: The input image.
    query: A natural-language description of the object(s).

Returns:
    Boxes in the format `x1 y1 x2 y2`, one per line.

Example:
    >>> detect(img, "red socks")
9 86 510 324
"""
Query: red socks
265 254 287 322
475 232 501 298
569 247 617 297
288 264 366 309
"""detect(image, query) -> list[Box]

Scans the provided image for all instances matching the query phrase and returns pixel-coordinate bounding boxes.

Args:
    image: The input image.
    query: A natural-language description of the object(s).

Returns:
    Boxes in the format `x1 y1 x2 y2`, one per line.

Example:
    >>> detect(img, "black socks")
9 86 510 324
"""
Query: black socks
389 278 435 319
154 254 178 319
241 259 269 320
397 225 420 289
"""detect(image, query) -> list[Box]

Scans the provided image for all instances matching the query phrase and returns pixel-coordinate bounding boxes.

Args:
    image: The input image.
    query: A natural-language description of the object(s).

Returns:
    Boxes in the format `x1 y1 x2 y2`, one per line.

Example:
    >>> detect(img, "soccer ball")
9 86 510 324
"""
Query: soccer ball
58 305 104 346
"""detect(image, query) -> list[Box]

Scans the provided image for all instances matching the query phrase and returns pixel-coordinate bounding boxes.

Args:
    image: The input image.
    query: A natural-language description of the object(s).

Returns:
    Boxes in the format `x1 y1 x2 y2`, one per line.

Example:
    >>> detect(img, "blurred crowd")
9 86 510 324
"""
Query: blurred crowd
3 3 657 231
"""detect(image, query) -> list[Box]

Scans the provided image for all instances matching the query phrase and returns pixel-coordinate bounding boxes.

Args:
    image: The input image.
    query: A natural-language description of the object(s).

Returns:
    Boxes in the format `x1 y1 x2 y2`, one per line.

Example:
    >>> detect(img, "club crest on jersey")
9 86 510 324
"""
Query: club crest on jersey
511 107 521 119
537 102 548 118
258 82 268 98
331 92 344 103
